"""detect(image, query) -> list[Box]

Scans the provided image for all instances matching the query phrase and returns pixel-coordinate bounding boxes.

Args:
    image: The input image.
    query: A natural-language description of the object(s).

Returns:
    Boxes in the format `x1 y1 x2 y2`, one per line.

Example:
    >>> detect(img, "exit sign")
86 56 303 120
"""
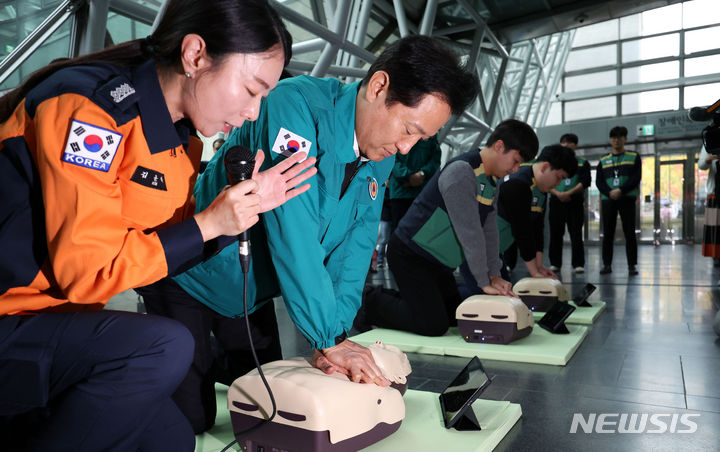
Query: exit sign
637 124 655 136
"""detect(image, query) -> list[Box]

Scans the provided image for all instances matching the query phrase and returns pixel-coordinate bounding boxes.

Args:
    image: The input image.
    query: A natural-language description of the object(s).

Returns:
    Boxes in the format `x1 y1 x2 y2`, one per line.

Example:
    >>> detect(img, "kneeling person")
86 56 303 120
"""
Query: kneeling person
496 145 578 279
361 119 538 336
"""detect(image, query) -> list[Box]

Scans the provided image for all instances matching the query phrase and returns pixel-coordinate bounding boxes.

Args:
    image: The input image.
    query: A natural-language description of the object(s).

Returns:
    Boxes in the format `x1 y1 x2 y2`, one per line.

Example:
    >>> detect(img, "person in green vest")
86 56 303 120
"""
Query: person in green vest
137 35 480 432
548 133 591 274
360 119 538 336
596 126 642 276
388 134 441 231
496 144 577 279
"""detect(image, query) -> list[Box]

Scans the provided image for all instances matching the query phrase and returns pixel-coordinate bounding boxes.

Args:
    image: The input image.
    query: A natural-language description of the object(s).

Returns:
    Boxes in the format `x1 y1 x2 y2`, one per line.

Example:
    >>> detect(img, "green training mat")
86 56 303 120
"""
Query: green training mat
349 324 588 366
195 385 521 452
194 384 235 452
532 300 607 325
362 390 521 451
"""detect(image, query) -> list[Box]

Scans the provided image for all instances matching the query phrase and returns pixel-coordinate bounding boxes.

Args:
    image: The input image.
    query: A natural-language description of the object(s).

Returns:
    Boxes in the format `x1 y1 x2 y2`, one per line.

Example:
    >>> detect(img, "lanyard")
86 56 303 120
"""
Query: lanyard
611 153 623 178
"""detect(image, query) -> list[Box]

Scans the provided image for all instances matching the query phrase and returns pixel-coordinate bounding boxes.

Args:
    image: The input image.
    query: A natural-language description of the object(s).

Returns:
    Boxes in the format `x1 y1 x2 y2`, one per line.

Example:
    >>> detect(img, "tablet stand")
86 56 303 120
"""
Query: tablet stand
538 301 575 335
547 321 570 334
452 408 482 431
573 299 592 308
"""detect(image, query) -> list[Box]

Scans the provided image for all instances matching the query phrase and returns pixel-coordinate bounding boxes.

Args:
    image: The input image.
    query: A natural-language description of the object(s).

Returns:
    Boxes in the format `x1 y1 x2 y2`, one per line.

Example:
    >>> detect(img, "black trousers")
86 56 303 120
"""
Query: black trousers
601 197 638 267
364 233 461 336
136 278 282 434
502 241 519 271
0 311 194 451
549 196 585 268
389 198 415 232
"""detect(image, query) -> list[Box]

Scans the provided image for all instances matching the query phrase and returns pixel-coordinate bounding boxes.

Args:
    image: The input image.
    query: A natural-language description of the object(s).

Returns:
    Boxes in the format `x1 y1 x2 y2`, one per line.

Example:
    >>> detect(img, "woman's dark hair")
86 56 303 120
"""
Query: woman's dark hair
537 144 578 178
361 35 479 116
485 119 539 162
0 0 291 123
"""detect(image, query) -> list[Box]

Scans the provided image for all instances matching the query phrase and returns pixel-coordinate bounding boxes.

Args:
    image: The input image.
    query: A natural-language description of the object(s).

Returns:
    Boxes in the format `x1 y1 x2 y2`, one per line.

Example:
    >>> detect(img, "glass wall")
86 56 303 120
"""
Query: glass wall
657 155 686 244
1 2 155 92
586 158 601 242
573 140 703 245
546 0 720 125
639 154 656 242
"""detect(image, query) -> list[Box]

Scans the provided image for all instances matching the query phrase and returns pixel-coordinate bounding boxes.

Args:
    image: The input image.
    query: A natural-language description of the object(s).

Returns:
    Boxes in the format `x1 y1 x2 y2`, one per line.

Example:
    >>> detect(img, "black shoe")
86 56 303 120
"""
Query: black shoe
600 265 612 275
628 265 638 276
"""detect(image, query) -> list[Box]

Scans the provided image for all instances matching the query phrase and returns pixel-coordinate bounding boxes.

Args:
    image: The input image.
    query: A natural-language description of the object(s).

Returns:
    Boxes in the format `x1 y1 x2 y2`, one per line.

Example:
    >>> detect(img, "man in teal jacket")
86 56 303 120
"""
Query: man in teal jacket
141 35 479 431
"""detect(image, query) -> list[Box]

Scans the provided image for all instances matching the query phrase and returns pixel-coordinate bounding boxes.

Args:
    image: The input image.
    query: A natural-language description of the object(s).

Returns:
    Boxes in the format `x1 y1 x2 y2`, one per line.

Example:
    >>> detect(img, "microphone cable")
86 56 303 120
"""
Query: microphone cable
220 152 278 451
220 270 277 452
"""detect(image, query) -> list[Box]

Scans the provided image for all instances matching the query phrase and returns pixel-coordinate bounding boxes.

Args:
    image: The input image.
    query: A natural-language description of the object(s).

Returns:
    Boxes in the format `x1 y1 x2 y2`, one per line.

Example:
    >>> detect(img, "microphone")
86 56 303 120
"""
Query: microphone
224 145 255 274
688 106 713 122
689 98 720 122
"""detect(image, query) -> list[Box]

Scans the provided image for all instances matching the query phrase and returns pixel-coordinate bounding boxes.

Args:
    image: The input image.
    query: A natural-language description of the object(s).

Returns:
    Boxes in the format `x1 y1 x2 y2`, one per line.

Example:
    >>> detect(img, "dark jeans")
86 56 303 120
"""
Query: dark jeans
364 233 461 336
389 198 415 232
0 311 194 451
549 196 585 268
601 197 638 267
136 277 282 434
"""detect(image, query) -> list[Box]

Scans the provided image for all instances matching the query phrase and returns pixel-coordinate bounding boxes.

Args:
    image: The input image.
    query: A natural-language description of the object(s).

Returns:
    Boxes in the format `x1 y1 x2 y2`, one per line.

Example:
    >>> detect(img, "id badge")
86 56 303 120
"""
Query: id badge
613 177 620 187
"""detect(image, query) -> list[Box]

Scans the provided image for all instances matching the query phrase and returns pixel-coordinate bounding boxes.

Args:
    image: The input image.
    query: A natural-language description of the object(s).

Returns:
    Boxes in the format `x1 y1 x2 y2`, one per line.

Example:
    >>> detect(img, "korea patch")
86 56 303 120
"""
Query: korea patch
130 166 167 191
62 119 122 172
271 127 311 161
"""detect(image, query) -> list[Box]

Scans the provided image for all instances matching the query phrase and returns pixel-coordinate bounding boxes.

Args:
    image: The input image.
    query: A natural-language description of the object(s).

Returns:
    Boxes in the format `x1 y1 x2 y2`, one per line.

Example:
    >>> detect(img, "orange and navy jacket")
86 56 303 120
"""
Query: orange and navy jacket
0 59 206 315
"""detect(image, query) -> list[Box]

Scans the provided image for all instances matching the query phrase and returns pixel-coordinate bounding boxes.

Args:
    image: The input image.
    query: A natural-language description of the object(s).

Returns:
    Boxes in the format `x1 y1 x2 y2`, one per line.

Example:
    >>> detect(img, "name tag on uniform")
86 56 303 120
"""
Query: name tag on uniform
613 177 620 187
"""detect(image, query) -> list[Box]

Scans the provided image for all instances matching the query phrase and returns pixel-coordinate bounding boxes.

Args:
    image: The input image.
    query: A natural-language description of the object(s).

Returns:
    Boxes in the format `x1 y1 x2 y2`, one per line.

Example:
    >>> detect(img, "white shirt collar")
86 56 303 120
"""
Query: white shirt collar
353 132 369 162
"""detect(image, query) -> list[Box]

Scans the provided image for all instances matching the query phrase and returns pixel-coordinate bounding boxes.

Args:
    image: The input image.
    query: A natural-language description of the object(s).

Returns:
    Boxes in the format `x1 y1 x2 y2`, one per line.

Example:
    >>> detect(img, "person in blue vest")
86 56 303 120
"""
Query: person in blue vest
548 133 592 274
495 145 578 280
596 126 642 276
138 35 480 432
360 119 538 336
388 134 442 231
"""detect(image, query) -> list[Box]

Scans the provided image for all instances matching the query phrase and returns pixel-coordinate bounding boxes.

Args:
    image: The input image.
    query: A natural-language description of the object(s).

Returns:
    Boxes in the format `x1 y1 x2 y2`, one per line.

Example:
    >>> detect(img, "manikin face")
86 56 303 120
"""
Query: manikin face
535 162 568 192
355 72 452 162
185 46 285 137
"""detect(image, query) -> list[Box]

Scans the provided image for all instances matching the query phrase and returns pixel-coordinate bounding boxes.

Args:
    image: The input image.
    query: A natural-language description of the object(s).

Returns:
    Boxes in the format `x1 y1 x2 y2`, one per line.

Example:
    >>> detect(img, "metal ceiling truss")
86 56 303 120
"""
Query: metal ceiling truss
274 0 573 155
1 0 573 154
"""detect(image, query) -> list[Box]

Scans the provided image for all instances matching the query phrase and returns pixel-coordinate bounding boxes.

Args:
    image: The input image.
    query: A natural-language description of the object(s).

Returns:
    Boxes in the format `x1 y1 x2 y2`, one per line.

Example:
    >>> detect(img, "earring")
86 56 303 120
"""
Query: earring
185 72 191 78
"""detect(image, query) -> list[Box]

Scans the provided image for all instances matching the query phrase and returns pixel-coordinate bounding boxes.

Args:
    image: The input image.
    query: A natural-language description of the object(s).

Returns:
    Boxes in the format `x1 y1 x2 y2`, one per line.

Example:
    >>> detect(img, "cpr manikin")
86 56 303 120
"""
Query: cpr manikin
512 277 570 311
228 341 411 452
456 295 534 344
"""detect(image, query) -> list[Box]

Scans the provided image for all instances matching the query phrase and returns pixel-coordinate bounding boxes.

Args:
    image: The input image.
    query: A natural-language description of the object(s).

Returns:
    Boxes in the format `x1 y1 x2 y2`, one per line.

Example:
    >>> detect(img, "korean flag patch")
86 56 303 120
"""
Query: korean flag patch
62 119 122 172
271 127 311 161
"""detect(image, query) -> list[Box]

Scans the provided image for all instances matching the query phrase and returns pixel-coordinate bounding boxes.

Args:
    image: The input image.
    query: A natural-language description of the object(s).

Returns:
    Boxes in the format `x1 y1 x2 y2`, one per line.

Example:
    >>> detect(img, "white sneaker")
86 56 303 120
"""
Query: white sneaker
574 266 585 274
550 265 560 272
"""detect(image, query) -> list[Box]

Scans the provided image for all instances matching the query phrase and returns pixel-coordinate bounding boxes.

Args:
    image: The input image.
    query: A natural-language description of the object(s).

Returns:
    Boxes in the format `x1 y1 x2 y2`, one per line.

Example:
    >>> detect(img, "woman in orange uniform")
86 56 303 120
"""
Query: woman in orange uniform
0 0 315 450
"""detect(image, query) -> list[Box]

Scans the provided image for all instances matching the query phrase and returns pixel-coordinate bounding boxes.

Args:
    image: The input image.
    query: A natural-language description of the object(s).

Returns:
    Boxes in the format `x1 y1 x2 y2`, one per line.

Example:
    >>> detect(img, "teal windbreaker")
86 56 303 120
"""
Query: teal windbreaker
174 76 394 349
